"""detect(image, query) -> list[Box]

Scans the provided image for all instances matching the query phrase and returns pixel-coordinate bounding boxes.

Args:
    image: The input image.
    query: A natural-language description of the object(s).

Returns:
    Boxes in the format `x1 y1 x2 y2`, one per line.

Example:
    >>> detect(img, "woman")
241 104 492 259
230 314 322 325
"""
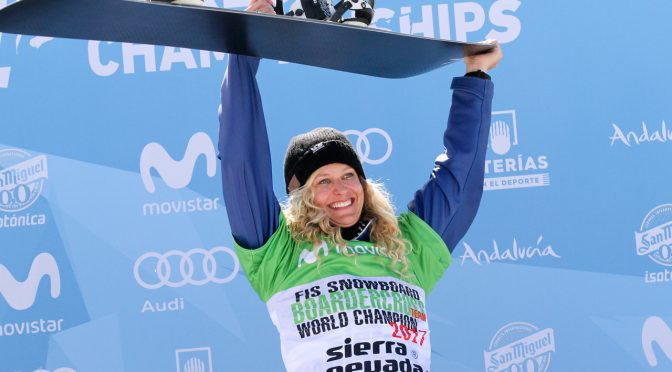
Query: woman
219 2 502 370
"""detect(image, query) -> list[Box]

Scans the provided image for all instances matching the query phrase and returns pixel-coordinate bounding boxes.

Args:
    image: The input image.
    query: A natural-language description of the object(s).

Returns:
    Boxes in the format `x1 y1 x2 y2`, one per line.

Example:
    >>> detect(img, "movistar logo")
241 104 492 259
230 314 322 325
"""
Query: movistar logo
0 252 61 310
298 241 329 267
140 132 217 193
643 316 672 367
297 240 392 268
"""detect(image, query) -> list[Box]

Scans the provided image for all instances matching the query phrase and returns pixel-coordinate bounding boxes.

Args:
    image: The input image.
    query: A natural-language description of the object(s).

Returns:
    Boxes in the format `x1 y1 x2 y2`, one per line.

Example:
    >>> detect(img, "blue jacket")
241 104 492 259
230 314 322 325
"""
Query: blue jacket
219 55 494 252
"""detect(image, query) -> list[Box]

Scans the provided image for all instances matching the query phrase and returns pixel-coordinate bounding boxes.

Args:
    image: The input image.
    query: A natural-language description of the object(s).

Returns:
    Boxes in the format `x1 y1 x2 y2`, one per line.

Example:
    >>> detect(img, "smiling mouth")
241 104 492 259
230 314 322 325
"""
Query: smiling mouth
329 199 353 209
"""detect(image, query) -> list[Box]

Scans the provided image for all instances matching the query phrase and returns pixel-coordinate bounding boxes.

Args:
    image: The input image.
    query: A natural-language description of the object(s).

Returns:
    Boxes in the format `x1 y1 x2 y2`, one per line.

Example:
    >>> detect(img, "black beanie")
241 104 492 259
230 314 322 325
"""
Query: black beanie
284 127 366 193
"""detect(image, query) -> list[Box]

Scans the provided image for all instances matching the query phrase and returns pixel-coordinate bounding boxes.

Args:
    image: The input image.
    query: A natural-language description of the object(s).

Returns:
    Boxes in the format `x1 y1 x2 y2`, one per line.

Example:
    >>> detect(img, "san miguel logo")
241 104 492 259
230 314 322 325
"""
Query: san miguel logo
484 110 550 191
0 148 48 229
484 322 556 372
635 204 672 284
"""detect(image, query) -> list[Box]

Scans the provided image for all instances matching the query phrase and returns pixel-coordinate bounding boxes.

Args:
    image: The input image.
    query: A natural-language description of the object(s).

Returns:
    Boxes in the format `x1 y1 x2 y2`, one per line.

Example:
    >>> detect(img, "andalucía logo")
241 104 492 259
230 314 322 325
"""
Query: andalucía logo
484 322 556 372
0 148 48 229
460 236 560 266
610 120 671 147
485 110 550 191
635 204 672 284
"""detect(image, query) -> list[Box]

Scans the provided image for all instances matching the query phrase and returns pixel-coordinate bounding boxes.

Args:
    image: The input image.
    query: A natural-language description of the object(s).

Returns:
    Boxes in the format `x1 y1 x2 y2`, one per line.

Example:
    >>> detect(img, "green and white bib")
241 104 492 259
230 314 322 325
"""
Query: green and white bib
235 212 451 372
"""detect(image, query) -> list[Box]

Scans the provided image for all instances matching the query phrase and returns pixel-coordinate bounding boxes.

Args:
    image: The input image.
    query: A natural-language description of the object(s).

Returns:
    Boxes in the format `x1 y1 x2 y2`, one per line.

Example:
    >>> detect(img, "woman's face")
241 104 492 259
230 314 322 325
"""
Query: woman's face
310 163 365 228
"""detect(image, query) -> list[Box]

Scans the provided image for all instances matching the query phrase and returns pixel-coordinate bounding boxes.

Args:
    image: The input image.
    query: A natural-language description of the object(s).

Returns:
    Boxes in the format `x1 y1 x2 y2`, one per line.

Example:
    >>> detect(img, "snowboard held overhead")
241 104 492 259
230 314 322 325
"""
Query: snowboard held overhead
0 0 494 78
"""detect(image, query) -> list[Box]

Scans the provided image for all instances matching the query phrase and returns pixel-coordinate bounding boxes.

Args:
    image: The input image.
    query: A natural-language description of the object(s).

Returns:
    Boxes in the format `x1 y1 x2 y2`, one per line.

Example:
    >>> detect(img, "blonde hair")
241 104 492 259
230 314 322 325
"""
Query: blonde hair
283 174 411 274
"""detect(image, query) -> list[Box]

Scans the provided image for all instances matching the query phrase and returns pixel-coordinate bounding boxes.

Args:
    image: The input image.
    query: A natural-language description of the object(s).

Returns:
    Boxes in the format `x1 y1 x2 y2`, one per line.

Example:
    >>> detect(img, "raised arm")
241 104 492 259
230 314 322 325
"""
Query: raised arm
409 43 502 252
219 54 280 248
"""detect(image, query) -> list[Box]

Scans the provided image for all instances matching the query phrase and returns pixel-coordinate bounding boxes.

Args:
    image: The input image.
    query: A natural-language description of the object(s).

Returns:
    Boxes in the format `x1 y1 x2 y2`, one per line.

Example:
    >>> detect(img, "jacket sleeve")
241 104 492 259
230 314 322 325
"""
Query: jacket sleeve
218 55 280 249
408 76 494 253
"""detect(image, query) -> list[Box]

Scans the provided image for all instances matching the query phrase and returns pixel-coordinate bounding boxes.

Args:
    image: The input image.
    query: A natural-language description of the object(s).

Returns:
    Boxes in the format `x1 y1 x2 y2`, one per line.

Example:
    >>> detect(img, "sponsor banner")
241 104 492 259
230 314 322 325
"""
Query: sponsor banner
0 252 60 311
133 247 239 290
0 155 48 192
0 318 65 337
141 297 185 314
0 212 47 229
373 0 522 43
644 269 672 284
0 252 65 338
460 236 560 266
484 322 555 372
140 132 216 194
343 128 393 165
636 222 672 257
484 328 555 371
139 132 221 217
485 110 551 192
484 173 550 191
88 41 227 77
176 347 213 372
0 149 49 229
642 316 672 367
0 149 48 213
635 204 672 269
610 120 672 147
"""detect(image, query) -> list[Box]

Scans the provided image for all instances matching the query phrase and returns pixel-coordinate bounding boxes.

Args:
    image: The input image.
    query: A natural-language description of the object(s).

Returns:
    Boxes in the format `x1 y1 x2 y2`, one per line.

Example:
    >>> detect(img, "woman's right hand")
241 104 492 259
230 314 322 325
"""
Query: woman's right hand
464 40 503 73
246 0 276 14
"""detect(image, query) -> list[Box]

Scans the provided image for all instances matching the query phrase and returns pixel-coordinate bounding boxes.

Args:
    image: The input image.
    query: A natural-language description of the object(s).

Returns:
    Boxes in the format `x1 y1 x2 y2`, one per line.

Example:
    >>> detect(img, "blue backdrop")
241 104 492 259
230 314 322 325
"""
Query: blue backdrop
2 0 672 371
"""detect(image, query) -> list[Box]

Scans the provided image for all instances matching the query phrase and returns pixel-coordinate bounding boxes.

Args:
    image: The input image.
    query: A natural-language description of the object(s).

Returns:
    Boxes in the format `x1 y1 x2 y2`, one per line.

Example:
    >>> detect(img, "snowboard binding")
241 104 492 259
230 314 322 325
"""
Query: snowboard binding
279 0 375 27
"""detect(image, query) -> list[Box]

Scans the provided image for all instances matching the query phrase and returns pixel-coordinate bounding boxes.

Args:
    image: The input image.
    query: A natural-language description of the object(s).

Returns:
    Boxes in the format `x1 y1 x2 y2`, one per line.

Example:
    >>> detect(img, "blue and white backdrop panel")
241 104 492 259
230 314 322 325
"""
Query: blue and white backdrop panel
1 0 671 371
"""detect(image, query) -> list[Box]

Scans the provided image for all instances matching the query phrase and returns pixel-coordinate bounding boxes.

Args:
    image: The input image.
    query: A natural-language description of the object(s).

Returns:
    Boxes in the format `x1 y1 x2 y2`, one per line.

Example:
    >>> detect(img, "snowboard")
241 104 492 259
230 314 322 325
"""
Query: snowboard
0 0 495 78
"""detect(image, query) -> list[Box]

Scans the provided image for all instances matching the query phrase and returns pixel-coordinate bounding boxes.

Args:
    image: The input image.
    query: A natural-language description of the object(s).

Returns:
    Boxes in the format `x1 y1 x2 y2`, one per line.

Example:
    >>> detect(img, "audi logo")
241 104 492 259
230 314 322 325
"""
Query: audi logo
134 247 240 290
342 128 393 165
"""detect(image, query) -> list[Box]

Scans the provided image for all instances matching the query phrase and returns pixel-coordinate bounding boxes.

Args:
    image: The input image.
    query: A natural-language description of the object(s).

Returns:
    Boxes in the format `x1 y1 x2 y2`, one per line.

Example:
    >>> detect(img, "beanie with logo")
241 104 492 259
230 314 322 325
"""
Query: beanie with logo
283 127 366 193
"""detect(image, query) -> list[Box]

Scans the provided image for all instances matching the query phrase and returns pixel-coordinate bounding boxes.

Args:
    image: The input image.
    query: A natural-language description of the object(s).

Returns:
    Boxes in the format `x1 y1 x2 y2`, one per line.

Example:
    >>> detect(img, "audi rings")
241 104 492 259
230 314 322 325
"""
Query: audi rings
342 128 393 165
134 247 240 290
